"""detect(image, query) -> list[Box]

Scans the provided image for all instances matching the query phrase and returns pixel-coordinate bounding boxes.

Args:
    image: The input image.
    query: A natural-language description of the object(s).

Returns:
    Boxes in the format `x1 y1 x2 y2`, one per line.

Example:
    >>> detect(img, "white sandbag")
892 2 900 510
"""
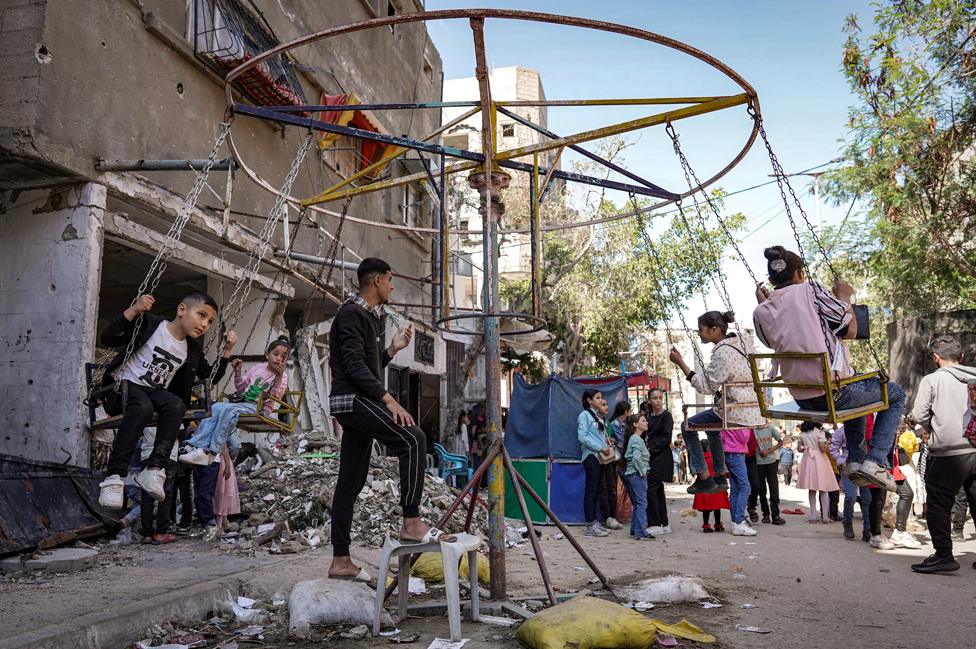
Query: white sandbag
288 578 391 637
617 576 710 603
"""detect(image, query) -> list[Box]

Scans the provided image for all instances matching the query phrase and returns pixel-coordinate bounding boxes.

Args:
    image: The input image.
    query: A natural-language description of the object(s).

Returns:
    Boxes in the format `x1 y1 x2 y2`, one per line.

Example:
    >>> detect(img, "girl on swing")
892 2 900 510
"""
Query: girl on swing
752 246 906 492
670 311 766 496
179 336 291 466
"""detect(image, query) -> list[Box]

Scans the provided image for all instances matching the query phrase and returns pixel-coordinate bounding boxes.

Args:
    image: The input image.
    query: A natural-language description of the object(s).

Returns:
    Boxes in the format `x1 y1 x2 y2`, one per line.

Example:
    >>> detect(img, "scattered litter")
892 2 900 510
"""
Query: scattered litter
271 592 287 606
701 601 722 609
168 634 206 648
554 533 564 540
736 625 772 634
746 554 759 560
426 639 469 649
740 603 756 609
574 566 585 571
236 596 257 609
230 604 268 625
618 576 711 603
480 614 518 627
656 634 680 647
380 629 402 637
409 577 427 594
634 601 655 612
238 625 265 637
745 542 757 545
340 624 370 640
727 542 737 546
390 633 421 644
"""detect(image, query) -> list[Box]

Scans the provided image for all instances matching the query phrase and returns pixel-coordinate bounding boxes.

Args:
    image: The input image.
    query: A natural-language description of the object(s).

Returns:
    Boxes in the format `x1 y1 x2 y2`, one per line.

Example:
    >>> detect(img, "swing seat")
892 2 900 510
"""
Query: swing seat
84 363 213 431
681 381 764 431
227 390 304 435
747 352 889 425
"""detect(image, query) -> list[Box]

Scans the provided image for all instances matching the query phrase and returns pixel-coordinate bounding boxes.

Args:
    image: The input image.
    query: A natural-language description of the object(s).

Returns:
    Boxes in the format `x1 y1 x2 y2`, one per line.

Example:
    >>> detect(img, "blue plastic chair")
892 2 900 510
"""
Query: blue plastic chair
433 443 473 484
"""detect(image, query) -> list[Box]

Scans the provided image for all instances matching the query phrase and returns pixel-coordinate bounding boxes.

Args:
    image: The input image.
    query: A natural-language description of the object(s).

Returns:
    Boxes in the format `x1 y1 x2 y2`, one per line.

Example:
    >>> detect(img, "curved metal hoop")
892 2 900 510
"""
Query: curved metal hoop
222 9 760 236
434 312 549 337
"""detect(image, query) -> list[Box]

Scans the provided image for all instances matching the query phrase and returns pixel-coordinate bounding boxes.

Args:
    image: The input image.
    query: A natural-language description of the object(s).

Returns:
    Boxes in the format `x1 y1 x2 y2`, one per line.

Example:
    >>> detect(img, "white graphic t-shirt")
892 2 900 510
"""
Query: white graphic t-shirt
114 320 188 389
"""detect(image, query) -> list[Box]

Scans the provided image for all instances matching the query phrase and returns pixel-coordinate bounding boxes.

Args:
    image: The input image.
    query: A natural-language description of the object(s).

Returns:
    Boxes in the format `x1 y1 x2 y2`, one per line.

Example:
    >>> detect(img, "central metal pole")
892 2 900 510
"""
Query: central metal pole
470 16 508 601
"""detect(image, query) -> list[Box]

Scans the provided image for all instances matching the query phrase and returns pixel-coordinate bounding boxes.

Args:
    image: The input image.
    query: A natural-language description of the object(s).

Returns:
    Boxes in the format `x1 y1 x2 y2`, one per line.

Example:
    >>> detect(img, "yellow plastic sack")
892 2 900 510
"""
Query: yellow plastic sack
516 596 714 649
409 551 490 584
458 552 490 584
409 553 444 581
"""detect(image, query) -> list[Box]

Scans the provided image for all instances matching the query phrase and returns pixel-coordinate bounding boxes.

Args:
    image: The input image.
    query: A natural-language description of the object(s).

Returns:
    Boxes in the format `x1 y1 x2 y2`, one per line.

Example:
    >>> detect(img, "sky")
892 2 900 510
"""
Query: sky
423 0 876 332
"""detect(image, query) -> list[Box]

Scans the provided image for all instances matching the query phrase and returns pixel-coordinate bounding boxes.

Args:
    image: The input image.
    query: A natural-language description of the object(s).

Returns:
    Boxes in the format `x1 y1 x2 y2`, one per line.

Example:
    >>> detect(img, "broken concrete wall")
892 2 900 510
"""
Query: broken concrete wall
887 310 976 401
1 0 443 306
0 183 104 466
0 0 47 131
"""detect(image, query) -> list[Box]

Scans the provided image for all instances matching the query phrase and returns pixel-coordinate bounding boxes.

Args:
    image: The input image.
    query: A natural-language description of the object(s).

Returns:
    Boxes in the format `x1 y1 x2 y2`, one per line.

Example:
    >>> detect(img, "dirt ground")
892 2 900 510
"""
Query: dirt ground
3 479 976 649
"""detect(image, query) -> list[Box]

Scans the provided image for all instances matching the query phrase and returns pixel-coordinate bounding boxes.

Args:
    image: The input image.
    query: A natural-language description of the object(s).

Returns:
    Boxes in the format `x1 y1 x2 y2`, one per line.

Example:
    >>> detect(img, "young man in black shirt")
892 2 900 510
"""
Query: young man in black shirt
328 258 454 580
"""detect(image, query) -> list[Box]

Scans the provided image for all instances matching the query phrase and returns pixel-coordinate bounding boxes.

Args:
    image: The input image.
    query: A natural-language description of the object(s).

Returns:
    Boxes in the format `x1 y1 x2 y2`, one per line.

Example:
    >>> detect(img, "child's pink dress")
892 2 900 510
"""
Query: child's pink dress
796 429 839 492
213 461 241 516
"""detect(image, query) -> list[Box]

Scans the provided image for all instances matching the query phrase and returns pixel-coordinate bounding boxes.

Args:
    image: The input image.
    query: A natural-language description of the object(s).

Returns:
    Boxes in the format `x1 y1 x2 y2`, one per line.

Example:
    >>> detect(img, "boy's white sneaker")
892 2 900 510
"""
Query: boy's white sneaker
604 517 623 530
869 534 895 550
646 526 664 536
134 467 167 502
178 446 214 466
659 525 672 534
890 530 922 549
731 521 758 536
98 474 125 509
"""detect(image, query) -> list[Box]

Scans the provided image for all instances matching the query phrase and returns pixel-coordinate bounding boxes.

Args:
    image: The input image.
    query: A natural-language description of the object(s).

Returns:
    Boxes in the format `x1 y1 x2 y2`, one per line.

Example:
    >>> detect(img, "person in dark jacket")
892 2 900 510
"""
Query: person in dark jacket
97 291 236 508
328 258 454 582
644 389 675 534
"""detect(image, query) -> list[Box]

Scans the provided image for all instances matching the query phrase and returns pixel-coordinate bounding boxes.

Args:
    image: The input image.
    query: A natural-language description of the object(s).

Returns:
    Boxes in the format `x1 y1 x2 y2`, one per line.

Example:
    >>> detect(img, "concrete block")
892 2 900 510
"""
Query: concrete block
0 548 99 575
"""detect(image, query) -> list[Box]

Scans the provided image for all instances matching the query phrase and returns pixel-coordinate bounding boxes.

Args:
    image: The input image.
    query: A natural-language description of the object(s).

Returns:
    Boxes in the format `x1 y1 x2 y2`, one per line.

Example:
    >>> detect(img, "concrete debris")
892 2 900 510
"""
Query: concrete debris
230 431 487 553
0 547 98 575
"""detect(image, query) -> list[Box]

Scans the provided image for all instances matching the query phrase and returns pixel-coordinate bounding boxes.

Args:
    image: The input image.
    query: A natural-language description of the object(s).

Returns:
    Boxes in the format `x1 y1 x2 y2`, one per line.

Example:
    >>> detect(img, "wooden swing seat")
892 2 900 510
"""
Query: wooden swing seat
681 381 764 431
84 363 212 431
747 352 889 425
224 389 305 435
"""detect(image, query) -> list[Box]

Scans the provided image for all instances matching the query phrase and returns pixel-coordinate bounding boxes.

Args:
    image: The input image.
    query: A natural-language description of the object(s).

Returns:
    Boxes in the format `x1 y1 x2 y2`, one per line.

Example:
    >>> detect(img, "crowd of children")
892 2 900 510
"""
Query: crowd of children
98 291 291 544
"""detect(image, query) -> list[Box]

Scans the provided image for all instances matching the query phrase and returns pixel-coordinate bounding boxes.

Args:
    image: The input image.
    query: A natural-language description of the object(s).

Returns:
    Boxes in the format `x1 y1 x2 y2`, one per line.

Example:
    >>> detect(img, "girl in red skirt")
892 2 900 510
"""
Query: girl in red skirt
693 440 731 532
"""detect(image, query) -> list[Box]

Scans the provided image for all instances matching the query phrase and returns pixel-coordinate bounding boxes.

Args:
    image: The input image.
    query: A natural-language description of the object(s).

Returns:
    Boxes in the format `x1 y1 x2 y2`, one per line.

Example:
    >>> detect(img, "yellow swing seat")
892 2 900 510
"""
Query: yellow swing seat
748 352 889 425
224 390 305 435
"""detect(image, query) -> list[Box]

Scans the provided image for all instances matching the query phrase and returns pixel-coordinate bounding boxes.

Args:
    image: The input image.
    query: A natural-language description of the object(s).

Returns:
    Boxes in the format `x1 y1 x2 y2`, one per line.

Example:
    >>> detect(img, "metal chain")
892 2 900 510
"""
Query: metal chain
630 194 713 393
666 122 761 287
748 108 890 378
207 129 316 384
744 107 840 368
112 121 233 393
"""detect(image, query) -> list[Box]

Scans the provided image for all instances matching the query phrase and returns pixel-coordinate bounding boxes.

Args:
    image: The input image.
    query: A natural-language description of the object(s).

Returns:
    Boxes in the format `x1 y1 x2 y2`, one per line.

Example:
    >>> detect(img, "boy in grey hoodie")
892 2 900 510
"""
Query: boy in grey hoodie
910 335 976 574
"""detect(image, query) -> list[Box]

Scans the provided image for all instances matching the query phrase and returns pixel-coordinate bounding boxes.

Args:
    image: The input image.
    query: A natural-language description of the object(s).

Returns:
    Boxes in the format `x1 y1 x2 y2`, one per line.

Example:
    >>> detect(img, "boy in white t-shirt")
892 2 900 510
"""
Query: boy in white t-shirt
96 291 237 509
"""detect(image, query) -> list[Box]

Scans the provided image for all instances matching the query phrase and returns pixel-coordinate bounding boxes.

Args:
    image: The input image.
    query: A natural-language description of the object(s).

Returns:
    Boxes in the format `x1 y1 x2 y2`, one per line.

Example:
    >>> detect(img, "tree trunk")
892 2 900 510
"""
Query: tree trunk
442 337 486 447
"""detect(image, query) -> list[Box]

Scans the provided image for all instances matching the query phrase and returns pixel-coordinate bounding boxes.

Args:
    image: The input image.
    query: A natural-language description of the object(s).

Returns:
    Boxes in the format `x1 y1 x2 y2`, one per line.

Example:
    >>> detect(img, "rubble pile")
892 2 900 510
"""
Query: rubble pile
230 430 488 551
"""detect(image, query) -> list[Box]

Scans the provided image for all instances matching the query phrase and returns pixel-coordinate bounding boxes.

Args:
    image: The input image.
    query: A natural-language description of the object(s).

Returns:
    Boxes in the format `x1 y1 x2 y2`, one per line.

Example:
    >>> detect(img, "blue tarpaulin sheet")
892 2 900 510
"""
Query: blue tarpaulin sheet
505 374 628 460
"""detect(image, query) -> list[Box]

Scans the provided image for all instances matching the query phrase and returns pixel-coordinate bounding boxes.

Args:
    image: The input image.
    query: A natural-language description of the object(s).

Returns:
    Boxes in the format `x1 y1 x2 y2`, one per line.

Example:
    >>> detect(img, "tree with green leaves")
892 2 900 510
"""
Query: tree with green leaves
822 0 976 321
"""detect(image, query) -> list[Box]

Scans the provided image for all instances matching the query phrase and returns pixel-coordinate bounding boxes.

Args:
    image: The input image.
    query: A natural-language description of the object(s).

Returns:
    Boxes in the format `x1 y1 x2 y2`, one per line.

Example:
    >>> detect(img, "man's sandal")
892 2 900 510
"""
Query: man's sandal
400 527 457 544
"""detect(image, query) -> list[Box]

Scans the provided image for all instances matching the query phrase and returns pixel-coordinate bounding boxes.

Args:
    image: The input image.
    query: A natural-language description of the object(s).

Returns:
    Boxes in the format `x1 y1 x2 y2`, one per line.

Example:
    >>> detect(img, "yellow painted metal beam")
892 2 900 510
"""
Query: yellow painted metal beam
497 96 733 107
312 94 749 203
301 105 482 207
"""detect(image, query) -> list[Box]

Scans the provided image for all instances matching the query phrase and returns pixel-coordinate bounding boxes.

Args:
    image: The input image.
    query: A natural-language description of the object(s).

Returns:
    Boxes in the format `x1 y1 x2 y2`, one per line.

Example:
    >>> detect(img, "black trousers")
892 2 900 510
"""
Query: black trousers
756 460 781 518
105 381 186 476
951 486 976 534
895 479 914 532
782 464 794 486
601 463 617 519
582 454 611 524
141 459 178 534
192 463 219 526
746 454 760 511
869 488 885 537
925 453 976 557
646 479 668 527
172 461 194 526
331 396 427 556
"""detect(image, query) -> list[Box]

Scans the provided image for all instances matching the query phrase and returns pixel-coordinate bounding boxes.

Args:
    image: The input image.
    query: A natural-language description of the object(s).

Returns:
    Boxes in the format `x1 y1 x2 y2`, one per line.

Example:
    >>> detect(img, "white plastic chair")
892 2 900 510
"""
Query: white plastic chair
373 532 482 641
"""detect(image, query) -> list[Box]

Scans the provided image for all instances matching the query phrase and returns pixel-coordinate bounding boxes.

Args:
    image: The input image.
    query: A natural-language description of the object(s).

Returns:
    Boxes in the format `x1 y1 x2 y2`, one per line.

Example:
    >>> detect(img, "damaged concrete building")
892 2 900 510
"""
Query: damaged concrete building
0 0 450 470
